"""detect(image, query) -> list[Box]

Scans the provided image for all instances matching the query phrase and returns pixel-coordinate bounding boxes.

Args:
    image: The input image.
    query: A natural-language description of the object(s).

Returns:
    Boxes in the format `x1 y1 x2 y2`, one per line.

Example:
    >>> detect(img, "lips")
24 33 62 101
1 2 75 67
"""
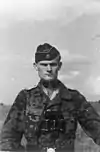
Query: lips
45 73 52 77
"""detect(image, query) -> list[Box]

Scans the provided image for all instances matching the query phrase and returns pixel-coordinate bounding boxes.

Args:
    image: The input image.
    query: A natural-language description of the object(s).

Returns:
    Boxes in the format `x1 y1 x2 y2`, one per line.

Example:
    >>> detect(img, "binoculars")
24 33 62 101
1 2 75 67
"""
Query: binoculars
39 109 66 133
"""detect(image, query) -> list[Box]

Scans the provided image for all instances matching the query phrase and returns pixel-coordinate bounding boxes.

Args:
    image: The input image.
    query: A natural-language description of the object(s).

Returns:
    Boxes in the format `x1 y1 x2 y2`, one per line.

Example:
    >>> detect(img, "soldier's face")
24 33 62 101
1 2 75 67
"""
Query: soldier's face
34 58 62 81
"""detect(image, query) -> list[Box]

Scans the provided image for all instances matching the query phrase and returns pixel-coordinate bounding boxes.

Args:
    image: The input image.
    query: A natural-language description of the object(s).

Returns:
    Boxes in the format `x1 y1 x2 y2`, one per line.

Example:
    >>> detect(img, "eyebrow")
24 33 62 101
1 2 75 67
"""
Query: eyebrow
39 63 58 66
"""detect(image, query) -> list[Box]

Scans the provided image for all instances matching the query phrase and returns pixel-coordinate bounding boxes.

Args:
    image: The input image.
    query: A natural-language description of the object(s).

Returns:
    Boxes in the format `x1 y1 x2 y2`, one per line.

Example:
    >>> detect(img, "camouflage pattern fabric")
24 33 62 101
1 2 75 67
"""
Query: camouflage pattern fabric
1 80 100 152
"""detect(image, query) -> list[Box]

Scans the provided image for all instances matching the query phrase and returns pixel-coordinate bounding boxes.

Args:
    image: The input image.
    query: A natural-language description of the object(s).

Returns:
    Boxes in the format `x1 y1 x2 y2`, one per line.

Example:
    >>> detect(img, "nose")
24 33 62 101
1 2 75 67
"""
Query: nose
47 64 52 71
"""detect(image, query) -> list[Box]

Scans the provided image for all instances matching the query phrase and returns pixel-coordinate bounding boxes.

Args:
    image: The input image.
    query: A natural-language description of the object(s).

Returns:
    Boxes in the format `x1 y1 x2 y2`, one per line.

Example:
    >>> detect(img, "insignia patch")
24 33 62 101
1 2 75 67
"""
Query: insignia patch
46 54 50 59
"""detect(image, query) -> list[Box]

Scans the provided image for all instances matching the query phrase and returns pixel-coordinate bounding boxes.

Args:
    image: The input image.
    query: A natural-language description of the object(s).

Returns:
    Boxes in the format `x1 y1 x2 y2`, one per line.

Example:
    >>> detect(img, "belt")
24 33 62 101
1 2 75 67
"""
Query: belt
26 145 74 152
41 147 74 152
41 147 56 152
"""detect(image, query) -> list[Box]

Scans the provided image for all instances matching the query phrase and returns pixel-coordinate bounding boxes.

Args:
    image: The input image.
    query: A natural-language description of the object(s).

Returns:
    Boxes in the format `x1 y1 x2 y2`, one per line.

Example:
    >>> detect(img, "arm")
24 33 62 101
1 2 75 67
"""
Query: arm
0 90 27 151
76 92 100 145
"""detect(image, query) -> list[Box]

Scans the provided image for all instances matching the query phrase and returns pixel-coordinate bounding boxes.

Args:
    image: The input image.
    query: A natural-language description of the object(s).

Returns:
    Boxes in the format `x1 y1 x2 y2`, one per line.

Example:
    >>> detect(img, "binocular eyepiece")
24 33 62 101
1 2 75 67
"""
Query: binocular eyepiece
39 109 66 133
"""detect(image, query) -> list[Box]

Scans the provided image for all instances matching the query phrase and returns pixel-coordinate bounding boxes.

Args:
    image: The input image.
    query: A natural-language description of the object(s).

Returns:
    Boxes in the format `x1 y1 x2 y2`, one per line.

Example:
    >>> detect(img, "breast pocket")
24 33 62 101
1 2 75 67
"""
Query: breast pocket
25 105 41 139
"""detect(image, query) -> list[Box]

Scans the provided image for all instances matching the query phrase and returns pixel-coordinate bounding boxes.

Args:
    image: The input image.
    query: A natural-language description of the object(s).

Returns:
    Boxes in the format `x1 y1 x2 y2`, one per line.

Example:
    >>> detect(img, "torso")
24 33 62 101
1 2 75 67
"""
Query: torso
24 82 78 151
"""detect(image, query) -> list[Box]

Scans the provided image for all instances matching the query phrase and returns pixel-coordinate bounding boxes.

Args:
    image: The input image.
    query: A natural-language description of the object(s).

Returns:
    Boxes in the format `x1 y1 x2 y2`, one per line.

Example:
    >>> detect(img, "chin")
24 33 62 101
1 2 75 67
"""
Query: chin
43 77 56 82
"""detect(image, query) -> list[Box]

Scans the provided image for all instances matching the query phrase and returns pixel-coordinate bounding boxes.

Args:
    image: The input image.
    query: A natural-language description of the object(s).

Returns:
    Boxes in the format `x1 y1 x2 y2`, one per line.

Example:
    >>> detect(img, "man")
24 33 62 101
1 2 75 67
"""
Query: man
1 43 100 152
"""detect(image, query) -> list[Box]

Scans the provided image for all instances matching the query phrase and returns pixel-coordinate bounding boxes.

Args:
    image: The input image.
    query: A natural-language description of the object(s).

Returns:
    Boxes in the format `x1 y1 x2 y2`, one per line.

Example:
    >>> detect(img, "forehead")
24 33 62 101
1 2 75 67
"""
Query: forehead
37 58 59 64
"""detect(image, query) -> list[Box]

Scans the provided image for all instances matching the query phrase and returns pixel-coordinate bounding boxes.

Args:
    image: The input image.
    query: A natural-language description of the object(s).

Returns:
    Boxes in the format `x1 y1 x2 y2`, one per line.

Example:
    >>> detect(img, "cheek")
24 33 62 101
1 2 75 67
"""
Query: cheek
38 68 44 75
53 68 59 74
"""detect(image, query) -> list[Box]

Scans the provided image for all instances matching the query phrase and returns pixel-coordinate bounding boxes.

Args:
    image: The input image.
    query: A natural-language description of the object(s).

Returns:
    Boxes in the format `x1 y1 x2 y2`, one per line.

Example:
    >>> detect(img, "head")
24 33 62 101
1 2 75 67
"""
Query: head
33 43 62 82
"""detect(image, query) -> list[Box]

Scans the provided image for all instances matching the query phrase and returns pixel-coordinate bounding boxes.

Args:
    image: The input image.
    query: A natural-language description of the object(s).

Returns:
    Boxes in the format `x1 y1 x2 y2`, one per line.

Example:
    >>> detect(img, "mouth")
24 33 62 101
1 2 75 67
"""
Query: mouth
45 74 52 77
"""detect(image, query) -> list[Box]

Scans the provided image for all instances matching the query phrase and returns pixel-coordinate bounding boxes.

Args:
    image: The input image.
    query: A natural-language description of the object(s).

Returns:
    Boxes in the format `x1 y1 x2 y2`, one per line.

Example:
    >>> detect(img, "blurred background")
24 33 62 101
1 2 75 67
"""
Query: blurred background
0 0 100 104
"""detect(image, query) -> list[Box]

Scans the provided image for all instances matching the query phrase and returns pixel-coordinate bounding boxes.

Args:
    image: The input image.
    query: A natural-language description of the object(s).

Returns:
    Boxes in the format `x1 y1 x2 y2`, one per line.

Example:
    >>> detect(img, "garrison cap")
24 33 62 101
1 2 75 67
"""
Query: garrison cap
35 43 61 63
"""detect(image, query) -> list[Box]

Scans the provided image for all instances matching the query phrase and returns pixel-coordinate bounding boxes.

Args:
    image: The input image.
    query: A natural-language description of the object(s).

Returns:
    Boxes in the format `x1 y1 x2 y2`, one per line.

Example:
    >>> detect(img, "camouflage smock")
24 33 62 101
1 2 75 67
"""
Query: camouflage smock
1 80 100 152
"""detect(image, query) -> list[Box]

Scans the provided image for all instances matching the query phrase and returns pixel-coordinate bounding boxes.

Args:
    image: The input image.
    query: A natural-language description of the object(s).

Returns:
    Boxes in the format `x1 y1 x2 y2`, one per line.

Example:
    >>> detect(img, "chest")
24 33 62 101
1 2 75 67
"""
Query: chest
24 93 77 133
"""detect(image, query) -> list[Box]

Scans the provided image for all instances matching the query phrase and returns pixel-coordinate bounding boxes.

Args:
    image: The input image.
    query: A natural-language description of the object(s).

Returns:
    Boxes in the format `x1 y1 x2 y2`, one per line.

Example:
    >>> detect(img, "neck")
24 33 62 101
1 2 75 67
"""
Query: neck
40 79 59 90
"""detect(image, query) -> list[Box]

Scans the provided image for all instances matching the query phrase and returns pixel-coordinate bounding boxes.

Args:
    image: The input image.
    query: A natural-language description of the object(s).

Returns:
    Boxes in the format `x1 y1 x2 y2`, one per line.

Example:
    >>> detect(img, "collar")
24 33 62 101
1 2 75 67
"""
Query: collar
37 79 72 101
58 81 72 101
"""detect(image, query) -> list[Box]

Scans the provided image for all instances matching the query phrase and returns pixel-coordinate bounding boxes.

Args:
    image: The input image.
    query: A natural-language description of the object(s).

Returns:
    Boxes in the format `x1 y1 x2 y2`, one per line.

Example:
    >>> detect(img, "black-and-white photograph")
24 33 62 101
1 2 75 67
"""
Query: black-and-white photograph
0 0 100 151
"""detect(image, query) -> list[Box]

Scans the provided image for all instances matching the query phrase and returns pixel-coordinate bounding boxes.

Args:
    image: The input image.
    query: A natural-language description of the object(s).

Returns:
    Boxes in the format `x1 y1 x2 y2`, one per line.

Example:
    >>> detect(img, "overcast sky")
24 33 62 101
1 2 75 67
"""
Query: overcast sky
0 0 100 104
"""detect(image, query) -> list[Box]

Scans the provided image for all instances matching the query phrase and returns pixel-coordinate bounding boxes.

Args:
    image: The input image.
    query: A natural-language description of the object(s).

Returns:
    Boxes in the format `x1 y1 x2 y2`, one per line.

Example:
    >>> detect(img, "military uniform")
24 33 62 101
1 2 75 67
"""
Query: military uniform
1 80 100 152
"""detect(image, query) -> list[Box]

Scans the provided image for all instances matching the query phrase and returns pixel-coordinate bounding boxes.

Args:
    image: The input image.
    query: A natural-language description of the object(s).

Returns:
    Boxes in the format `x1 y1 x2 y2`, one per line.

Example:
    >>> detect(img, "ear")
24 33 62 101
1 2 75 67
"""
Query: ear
58 62 62 71
33 63 38 71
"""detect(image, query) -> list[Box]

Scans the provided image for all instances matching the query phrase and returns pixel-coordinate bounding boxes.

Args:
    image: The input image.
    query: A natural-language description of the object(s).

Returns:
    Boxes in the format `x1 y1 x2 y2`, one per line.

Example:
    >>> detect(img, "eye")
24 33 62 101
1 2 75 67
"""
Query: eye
39 63 58 67
50 63 58 67
40 63 48 66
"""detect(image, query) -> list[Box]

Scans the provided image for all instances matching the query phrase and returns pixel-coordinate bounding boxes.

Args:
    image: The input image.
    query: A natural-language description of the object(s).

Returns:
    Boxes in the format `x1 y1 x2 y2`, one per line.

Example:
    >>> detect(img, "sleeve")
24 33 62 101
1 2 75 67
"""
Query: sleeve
0 89 27 151
76 92 100 145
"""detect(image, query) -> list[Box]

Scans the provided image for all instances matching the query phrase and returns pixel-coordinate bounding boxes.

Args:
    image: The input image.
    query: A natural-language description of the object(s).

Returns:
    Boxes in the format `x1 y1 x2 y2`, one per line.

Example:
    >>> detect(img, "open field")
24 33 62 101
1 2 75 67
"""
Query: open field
0 102 100 151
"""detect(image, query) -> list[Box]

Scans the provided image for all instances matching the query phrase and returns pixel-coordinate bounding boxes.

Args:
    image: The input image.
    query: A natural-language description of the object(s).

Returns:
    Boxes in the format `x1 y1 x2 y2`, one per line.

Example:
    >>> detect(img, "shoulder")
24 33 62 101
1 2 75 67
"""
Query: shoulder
68 88 85 99
60 81 86 101
59 81 85 101
25 85 40 95
69 89 91 112
67 88 87 106
25 85 37 92
59 80 79 97
13 85 39 106
61 83 89 108
15 85 38 99
19 84 42 99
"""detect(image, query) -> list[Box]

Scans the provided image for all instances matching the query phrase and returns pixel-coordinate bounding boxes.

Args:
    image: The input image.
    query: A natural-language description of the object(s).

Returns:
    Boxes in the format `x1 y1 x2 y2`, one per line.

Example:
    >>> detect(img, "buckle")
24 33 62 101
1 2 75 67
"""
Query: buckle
47 147 56 152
